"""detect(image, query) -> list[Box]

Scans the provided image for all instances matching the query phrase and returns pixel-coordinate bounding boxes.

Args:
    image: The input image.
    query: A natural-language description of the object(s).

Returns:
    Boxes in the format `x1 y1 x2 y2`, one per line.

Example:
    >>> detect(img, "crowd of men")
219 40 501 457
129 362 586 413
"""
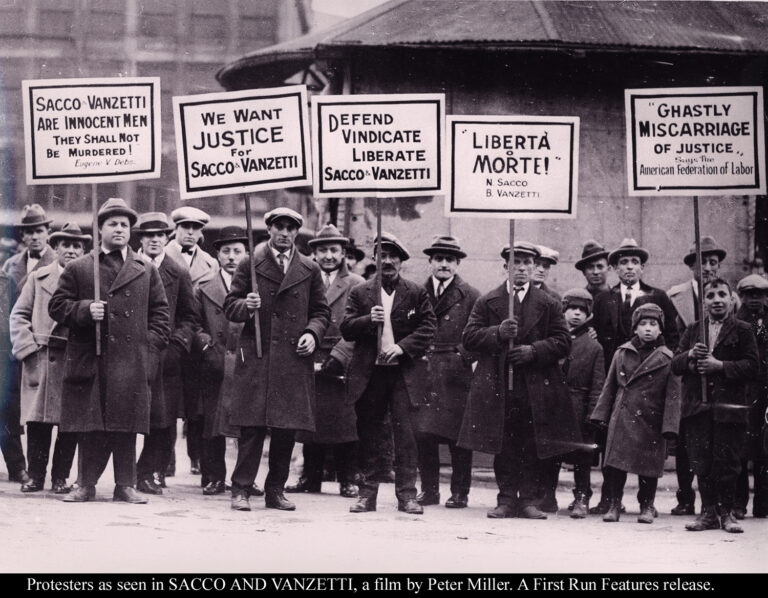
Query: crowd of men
1 200 766 534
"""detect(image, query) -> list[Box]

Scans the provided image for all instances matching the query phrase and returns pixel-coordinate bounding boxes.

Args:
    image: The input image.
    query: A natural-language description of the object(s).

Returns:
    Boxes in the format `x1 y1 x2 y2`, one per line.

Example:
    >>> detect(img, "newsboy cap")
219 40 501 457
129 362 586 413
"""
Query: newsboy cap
683 236 727 267
631 302 664 332
562 288 593 315
134 212 173 235
536 245 559 265
608 238 649 266
423 235 467 259
500 241 540 261
737 274 768 293
264 207 303 228
49 222 92 246
16 204 53 229
374 231 410 261
97 198 137 227
575 240 609 271
171 207 210 227
308 223 349 249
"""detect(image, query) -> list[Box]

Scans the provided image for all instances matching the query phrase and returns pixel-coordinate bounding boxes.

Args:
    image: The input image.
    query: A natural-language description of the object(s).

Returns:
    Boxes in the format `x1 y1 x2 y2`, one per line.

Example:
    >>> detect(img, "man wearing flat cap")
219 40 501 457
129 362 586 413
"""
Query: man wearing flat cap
341 232 436 515
457 242 577 520
412 235 479 510
533 245 561 302
288 224 364 498
10 222 90 494
224 207 330 512
734 274 768 518
575 240 611 298
49 198 170 503
133 212 198 495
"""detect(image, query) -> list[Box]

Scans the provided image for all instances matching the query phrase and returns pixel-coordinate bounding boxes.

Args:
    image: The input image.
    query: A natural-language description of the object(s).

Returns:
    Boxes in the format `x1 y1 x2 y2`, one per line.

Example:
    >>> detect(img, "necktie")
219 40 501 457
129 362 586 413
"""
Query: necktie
181 246 194 255
513 286 524 309
323 272 331 289
437 280 445 298
623 285 633 310
277 253 286 273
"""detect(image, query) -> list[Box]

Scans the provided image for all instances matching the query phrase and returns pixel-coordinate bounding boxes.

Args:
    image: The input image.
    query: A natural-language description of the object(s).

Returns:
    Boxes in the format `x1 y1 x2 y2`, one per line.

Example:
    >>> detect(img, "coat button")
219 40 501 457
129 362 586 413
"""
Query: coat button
125 290 131 296
110 313 115 319
109 335 117 342
217 332 223 337
126 335 132 342
444 315 450 320
109 293 114 298
124 311 131 317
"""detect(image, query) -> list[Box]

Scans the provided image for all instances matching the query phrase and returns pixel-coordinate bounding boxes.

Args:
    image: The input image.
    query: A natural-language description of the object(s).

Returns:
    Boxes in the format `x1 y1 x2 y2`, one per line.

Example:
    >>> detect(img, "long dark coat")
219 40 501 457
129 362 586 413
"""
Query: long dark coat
340 275 436 407
591 340 681 477
593 281 680 370
3 246 56 296
144 254 198 429
195 272 244 439
0 271 22 437
457 283 580 458
297 263 363 445
671 316 758 425
736 305 768 459
48 248 170 434
414 275 480 440
224 244 330 432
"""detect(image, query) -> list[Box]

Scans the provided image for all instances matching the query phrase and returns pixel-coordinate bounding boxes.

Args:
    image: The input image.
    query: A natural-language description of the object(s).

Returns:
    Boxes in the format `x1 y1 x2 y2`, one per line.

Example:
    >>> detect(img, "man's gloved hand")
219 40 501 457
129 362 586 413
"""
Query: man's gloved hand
508 344 535 365
321 356 344 377
498 317 519 341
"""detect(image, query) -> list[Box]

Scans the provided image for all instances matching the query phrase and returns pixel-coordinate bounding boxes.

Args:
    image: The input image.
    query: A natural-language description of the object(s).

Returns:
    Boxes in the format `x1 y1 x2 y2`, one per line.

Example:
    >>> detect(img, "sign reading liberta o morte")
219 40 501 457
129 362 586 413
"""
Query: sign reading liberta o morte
311 93 444 197
22 77 161 184
173 86 311 199
446 116 579 219
626 86 766 196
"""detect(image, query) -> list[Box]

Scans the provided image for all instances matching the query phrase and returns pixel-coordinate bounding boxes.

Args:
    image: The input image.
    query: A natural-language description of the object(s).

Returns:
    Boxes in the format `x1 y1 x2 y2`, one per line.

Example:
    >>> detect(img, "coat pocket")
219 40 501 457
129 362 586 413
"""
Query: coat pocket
63 342 97 385
22 351 42 389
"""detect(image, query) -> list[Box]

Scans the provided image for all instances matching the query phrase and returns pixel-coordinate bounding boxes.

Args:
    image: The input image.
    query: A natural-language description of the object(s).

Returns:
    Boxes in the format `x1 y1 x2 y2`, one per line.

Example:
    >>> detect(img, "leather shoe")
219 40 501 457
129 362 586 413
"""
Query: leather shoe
720 511 744 533
155 472 166 489
445 493 468 508
685 507 720 531
416 490 440 506
9 469 30 484
250 483 264 497
397 499 424 514
519 505 548 520
113 485 148 504
732 507 747 520
202 481 227 496
265 491 296 511
487 504 516 518
285 477 321 493
539 494 559 513
339 483 358 498
231 493 251 511
349 496 377 512
51 479 72 494
137 476 163 495
21 478 45 493
671 502 695 516
190 459 201 475
63 485 95 503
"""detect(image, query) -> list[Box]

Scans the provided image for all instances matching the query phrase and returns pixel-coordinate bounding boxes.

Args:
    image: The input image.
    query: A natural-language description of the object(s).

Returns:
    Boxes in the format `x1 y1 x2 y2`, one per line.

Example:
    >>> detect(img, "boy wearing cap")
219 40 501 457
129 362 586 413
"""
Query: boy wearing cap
672 279 758 533
134 213 198 495
532 245 561 302
591 303 681 523
10 223 90 493
414 236 480 509
733 274 768 518
49 198 170 504
225 207 330 512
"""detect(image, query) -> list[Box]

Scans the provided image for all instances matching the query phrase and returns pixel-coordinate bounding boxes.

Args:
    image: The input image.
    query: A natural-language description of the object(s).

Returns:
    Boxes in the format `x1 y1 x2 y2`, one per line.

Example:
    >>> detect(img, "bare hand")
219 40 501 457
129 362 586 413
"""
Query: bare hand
690 342 709 360
379 344 404 364
498 317 519 341
509 344 535 365
587 326 597 340
696 355 723 375
296 333 316 357
370 305 385 323
245 292 261 312
89 300 106 321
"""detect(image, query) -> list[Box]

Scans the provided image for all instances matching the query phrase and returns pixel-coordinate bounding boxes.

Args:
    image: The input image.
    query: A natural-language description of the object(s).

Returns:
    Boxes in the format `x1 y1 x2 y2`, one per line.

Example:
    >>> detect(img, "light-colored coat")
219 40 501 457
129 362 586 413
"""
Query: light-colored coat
165 240 218 288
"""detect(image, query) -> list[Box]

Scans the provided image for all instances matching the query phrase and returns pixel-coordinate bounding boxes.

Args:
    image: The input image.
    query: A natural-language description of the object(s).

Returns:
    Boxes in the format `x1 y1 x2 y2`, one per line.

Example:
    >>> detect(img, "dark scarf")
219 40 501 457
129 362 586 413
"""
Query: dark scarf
631 333 665 363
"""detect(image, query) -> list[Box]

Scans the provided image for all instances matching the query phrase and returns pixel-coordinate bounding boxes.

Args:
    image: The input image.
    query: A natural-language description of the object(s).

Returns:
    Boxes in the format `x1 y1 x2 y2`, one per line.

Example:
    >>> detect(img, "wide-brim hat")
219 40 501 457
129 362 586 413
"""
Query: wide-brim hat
423 235 467 259
608 238 649 266
213 226 249 249
631 302 664 331
16 204 53 229
171 206 210 228
264 207 303 228
134 212 173 235
737 274 768 293
49 222 92 246
375 232 410 261
308 223 349 248
536 245 559 265
575 239 609 271
501 241 540 261
683 236 727 267
97 198 137 227
345 239 365 261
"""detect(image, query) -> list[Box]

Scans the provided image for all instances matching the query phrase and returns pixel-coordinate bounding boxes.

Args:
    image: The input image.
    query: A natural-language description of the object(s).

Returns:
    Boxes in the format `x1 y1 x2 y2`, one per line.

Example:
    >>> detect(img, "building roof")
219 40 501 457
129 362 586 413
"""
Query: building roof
218 0 768 88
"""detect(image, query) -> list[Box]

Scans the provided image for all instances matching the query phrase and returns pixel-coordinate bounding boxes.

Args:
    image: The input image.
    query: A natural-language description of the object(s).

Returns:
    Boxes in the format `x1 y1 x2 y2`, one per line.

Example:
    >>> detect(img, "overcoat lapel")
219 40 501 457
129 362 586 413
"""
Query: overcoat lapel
108 250 145 293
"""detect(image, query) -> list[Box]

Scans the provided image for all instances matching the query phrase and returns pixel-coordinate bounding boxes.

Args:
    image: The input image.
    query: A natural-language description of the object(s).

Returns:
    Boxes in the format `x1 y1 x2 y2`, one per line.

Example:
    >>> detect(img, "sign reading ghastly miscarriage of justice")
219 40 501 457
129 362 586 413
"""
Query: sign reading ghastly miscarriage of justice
445 116 580 219
22 77 161 184
311 93 445 197
173 85 312 199
625 86 766 196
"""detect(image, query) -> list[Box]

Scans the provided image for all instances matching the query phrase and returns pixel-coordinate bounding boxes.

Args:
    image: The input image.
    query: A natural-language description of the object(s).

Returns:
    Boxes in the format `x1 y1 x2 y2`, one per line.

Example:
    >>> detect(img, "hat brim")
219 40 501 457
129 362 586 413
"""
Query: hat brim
265 216 303 228
424 247 467 259
308 236 349 248
134 227 172 235
683 249 726 267
501 248 538 260
376 241 409 261
173 219 206 227
98 209 138 227
213 237 249 249
16 218 53 229
575 251 610 271
347 248 365 261
608 248 649 266
49 232 92 244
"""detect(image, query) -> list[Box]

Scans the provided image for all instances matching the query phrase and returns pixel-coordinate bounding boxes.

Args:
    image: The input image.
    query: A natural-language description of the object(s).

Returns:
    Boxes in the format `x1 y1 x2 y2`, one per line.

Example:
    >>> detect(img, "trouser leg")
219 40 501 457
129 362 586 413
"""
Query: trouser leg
416 434 440 495
0 360 25 475
231 426 266 495
264 428 295 493
573 464 592 497
333 441 358 485
354 370 391 500
202 435 227 483
448 439 472 497
603 466 627 501
637 475 658 504
675 422 696 505
111 432 137 487
301 443 325 485
50 428 78 481
26 421 53 481
389 372 418 503
137 429 162 479
78 432 113 487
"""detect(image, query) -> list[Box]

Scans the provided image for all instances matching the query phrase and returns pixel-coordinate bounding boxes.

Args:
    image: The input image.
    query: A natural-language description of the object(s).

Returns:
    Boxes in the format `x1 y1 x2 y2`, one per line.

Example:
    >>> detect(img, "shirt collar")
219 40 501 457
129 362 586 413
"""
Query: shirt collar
220 269 232 291
269 243 293 262
432 275 454 295
101 245 128 261
506 280 530 297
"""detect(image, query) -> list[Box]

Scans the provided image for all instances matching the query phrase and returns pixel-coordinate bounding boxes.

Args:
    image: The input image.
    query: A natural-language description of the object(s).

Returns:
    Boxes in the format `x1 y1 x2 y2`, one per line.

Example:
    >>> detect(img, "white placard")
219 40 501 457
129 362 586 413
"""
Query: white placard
625 86 766 196
22 77 161 184
446 116 579 219
173 86 311 200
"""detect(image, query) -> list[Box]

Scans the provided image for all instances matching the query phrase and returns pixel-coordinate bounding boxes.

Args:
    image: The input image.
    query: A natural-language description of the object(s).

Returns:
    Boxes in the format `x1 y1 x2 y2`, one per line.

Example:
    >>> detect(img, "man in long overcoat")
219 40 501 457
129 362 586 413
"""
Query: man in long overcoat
288 224 364 498
457 242 578 520
224 207 330 512
49 198 170 503
0 270 23 481
134 212 198 495
10 223 90 493
413 235 479 509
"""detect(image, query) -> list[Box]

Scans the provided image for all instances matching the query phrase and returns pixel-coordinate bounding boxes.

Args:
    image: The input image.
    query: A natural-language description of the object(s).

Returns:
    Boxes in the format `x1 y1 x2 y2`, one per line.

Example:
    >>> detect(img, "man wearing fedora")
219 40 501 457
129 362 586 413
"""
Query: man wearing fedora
195 226 249 496
532 245 561 302
224 207 330 512
134 212 198 495
458 242 577 520
575 240 612 298
49 198 170 503
412 235 479 509
341 232 436 515
288 224 364 498
9 222 90 493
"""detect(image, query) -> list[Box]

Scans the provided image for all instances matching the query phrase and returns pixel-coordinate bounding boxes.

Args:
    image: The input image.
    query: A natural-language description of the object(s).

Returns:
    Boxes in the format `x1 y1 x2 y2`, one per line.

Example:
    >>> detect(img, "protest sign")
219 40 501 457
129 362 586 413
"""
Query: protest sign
22 77 161 185
173 86 311 200
311 93 445 197
445 116 579 219
625 86 766 196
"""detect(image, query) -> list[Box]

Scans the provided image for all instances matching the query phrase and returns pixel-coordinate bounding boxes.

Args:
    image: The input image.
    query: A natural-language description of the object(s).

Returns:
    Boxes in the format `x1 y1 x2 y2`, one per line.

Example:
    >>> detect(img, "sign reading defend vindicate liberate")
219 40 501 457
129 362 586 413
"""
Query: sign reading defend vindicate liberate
22 77 161 184
311 93 444 197
625 86 766 196
446 116 579 219
173 86 311 200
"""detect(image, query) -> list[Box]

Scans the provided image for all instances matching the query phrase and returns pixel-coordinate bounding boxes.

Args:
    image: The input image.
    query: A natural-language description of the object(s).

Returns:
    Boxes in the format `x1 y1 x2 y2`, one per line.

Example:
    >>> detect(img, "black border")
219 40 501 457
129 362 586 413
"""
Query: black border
315 98 443 195
628 91 762 192
28 82 157 180
448 119 576 215
177 91 308 194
